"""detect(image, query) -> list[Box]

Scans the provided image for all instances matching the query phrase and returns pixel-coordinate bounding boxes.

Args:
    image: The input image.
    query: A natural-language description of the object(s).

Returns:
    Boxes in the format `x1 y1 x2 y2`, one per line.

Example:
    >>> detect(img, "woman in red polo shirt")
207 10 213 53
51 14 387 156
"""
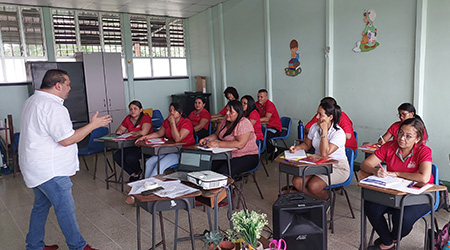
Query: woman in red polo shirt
241 95 264 142
361 117 432 250
379 103 428 145
188 97 211 140
136 102 195 178
113 100 152 182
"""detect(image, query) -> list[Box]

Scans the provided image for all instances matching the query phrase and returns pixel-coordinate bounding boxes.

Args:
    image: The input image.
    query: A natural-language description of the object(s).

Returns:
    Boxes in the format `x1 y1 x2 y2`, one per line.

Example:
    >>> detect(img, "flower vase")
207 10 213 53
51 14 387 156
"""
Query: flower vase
245 241 263 250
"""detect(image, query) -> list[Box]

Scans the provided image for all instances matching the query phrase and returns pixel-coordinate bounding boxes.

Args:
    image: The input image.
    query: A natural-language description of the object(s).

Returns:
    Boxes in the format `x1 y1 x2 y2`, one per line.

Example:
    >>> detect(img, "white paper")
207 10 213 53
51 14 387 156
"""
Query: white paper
114 133 134 140
360 175 433 194
284 150 307 160
195 145 236 154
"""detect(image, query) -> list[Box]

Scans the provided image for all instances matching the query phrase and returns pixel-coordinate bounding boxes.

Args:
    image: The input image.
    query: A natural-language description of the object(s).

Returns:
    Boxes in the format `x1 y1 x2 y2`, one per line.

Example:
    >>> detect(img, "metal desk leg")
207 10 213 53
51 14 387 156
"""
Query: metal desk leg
206 207 213 231
104 147 109 189
227 186 234 229
137 205 141 250
174 210 179 250
214 194 219 231
159 211 167 250
279 170 282 195
360 189 366 250
120 146 124 192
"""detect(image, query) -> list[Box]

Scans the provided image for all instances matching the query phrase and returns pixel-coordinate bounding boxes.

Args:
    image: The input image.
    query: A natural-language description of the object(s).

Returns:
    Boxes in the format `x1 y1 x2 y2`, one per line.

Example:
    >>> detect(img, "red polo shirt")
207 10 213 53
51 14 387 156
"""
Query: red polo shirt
162 117 195 147
188 108 211 130
120 114 152 133
256 100 282 132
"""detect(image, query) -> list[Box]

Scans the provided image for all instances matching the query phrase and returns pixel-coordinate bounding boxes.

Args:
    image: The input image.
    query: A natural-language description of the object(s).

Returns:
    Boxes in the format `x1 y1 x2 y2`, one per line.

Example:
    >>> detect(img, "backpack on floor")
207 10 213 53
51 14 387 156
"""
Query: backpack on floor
437 181 450 212
431 222 450 250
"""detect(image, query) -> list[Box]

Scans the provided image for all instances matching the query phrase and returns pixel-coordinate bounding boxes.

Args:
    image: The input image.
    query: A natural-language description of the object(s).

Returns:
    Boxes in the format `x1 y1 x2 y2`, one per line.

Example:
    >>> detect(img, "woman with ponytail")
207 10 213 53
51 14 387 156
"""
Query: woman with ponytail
114 100 152 182
288 101 350 200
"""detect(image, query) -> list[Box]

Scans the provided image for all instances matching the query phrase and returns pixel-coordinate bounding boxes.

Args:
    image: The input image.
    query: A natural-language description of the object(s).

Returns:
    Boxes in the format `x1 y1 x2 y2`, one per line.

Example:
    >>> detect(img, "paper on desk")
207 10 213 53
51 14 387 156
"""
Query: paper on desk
195 145 236 154
154 182 199 199
284 150 307 160
127 177 168 195
360 175 433 194
114 133 136 140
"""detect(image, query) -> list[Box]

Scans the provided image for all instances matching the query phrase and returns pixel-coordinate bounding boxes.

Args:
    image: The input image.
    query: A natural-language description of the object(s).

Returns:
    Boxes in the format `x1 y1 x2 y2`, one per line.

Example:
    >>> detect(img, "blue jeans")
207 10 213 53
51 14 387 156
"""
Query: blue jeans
145 153 179 178
26 176 86 250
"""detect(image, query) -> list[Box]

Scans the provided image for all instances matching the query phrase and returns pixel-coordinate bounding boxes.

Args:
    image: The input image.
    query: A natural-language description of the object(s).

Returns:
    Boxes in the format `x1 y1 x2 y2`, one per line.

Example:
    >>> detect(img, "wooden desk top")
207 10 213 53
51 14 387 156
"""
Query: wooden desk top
133 190 202 203
358 142 379 154
274 155 338 167
135 139 186 148
96 134 141 142
358 170 447 195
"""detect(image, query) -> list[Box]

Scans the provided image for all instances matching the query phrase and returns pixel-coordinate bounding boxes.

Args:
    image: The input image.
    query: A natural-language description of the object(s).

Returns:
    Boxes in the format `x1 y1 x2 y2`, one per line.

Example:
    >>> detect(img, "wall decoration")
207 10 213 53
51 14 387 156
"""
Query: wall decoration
285 39 302 77
353 9 379 53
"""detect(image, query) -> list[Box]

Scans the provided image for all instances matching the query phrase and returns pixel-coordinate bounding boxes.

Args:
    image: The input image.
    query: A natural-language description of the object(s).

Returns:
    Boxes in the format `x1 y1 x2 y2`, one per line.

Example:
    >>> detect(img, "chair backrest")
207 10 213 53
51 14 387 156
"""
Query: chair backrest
280 117 292 137
12 132 20 153
353 131 358 158
152 109 164 129
260 125 267 153
88 127 109 150
330 148 354 188
208 121 213 135
432 164 439 211
143 108 153 117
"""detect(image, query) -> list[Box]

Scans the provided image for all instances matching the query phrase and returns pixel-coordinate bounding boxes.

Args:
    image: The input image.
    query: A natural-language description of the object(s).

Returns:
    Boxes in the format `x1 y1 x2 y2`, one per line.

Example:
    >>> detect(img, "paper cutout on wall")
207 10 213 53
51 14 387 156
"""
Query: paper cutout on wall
353 9 379 53
285 39 302 77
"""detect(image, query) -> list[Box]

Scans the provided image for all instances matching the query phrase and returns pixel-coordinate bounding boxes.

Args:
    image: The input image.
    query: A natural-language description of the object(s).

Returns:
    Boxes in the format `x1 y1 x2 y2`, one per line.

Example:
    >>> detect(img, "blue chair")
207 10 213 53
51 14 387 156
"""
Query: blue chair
234 140 264 201
327 148 355 233
270 116 292 148
152 109 164 132
78 127 109 180
208 121 213 135
259 125 269 177
12 132 20 177
353 131 358 158
368 164 439 247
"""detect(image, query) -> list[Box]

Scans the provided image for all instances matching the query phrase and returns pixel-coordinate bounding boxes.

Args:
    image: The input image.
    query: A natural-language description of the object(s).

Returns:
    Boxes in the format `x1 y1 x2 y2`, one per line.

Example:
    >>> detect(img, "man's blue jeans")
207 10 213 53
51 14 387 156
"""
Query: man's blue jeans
26 176 87 250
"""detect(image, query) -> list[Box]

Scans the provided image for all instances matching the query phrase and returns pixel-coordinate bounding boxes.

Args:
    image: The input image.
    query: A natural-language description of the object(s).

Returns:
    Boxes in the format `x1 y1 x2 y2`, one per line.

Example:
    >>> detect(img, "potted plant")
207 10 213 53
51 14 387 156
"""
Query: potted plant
231 210 268 250
204 230 236 250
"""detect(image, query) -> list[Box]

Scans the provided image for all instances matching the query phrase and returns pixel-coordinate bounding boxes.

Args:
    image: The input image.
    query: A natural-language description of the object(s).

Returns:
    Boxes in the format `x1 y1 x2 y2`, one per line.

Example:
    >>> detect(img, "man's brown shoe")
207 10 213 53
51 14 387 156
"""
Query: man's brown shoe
43 245 59 250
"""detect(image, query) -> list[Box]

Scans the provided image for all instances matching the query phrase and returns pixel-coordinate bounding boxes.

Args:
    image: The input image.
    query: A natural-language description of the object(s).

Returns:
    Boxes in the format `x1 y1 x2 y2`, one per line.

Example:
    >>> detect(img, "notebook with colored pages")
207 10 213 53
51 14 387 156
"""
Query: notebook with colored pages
360 175 433 194
358 144 380 152
145 138 167 145
297 154 332 165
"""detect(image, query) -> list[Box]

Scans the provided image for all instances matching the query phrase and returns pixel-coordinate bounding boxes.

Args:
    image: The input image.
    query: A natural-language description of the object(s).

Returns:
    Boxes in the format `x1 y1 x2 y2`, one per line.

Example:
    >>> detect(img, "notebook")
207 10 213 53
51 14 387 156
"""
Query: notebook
164 148 214 181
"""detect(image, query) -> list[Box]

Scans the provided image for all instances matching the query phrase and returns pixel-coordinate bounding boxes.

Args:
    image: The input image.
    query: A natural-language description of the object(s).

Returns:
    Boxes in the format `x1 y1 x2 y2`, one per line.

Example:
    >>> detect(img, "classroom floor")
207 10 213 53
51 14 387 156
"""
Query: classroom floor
0 154 449 250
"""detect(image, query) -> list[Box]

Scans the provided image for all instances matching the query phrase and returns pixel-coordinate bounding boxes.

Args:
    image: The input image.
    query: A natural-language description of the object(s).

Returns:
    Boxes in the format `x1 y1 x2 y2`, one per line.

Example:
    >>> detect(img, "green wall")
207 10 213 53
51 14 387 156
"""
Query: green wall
188 0 450 181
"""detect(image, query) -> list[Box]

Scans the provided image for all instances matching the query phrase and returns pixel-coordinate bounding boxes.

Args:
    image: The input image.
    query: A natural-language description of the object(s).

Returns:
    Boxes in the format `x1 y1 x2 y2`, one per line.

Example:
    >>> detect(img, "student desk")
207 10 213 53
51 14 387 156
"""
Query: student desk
185 145 235 176
358 171 447 250
98 135 139 192
133 188 202 250
135 140 185 176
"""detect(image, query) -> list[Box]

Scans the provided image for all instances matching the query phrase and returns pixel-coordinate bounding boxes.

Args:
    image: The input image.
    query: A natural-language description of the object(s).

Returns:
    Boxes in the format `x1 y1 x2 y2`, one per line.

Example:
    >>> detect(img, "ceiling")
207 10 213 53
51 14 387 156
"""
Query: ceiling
0 0 228 18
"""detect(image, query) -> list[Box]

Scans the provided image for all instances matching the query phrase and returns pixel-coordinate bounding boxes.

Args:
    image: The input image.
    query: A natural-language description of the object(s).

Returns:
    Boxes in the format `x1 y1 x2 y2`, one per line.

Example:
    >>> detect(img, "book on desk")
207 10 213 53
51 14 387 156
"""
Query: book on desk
280 153 331 165
358 143 380 152
360 175 433 194
195 145 236 154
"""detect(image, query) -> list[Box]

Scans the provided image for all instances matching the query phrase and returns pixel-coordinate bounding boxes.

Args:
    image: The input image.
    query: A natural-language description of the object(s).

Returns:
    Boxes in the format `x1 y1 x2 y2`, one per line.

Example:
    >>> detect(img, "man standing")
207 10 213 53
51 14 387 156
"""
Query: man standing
19 69 111 250
256 89 282 155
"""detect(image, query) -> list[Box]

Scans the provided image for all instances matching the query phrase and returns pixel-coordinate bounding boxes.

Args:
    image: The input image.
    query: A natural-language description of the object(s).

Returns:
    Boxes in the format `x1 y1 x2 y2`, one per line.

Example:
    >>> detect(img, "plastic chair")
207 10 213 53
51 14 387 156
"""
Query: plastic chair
12 132 20 177
259 125 269 177
368 164 439 248
270 117 292 148
327 148 355 233
353 131 360 181
152 109 164 132
234 140 264 204
78 127 109 180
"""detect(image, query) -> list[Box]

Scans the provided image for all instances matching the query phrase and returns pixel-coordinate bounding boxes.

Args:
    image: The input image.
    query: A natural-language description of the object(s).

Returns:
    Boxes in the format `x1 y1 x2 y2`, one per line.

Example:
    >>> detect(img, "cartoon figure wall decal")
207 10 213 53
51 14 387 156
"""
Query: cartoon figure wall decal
353 9 379 53
285 39 302 77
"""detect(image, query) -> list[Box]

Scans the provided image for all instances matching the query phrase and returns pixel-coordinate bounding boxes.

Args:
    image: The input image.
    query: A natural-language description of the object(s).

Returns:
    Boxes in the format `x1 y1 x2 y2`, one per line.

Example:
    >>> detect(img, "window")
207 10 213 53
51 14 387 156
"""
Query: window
78 11 101 52
102 13 122 53
52 9 77 57
0 5 45 83
130 15 187 78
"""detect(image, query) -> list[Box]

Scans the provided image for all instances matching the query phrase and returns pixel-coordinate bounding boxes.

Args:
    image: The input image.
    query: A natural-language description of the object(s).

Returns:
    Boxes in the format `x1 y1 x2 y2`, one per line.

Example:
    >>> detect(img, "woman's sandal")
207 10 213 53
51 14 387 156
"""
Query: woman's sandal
125 196 135 205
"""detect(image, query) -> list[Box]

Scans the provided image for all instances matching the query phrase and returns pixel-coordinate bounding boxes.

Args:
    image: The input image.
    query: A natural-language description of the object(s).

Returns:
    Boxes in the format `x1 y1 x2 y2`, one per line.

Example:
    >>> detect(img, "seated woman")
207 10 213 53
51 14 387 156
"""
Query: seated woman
211 86 239 119
288 102 350 200
113 100 152 182
241 95 264 142
188 97 211 140
379 102 427 145
360 117 432 250
199 100 258 177
136 102 195 178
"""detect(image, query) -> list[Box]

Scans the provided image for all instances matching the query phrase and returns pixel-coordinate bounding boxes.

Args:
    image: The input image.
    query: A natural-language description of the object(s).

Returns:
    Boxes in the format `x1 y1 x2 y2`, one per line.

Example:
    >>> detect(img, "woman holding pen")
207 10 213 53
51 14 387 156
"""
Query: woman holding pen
199 100 258 177
360 117 432 250
378 103 427 145
288 101 350 200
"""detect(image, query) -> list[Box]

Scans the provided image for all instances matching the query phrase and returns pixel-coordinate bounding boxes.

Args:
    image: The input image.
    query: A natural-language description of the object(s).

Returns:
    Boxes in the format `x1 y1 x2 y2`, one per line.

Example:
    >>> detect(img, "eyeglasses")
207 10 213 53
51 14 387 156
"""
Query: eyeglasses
397 130 416 140
398 112 411 118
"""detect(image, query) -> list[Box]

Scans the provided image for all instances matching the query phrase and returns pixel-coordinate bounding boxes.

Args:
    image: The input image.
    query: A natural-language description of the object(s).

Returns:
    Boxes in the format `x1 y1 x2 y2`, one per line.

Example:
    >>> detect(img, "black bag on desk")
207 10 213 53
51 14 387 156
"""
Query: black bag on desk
273 193 327 250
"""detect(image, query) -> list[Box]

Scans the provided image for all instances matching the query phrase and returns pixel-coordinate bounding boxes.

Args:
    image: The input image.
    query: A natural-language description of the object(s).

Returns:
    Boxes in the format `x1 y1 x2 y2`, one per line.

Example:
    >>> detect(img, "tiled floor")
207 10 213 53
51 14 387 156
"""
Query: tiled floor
0 154 449 250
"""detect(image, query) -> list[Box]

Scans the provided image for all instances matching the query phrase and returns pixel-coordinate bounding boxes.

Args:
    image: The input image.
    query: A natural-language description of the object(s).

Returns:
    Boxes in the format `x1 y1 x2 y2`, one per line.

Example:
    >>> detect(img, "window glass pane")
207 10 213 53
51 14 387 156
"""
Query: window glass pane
169 19 185 57
152 58 169 77
22 8 44 57
53 9 77 57
133 58 151 78
0 61 4 82
0 6 22 57
170 59 187 76
78 11 101 53
102 13 122 54
131 15 149 57
122 58 127 78
56 57 76 62
150 17 167 58
4 58 26 82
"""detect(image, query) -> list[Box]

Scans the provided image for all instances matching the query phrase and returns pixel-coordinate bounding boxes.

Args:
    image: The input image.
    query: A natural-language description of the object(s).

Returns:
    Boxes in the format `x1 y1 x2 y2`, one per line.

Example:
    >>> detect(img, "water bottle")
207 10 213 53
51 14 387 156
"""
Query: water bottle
298 120 303 140
443 241 450 250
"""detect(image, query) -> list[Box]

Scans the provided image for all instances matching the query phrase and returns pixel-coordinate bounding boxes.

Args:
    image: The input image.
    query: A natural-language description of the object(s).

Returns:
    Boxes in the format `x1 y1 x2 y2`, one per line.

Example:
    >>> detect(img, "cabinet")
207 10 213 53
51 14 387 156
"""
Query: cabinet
76 52 126 131
171 92 211 117
26 62 89 129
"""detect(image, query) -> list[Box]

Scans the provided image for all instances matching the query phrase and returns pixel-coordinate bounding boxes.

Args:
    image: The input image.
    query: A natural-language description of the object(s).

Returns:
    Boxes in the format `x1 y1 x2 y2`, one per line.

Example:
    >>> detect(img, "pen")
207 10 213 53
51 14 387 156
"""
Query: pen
374 163 385 171
408 181 415 188
379 133 385 144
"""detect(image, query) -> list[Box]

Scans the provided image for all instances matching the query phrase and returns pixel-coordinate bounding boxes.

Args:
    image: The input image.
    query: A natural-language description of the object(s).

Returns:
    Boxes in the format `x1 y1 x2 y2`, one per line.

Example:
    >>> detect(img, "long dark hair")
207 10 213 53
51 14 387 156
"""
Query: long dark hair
170 102 185 118
219 100 244 138
224 86 239 100
129 100 144 128
319 102 341 131
400 117 426 144
398 102 427 139
241 95 256 117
